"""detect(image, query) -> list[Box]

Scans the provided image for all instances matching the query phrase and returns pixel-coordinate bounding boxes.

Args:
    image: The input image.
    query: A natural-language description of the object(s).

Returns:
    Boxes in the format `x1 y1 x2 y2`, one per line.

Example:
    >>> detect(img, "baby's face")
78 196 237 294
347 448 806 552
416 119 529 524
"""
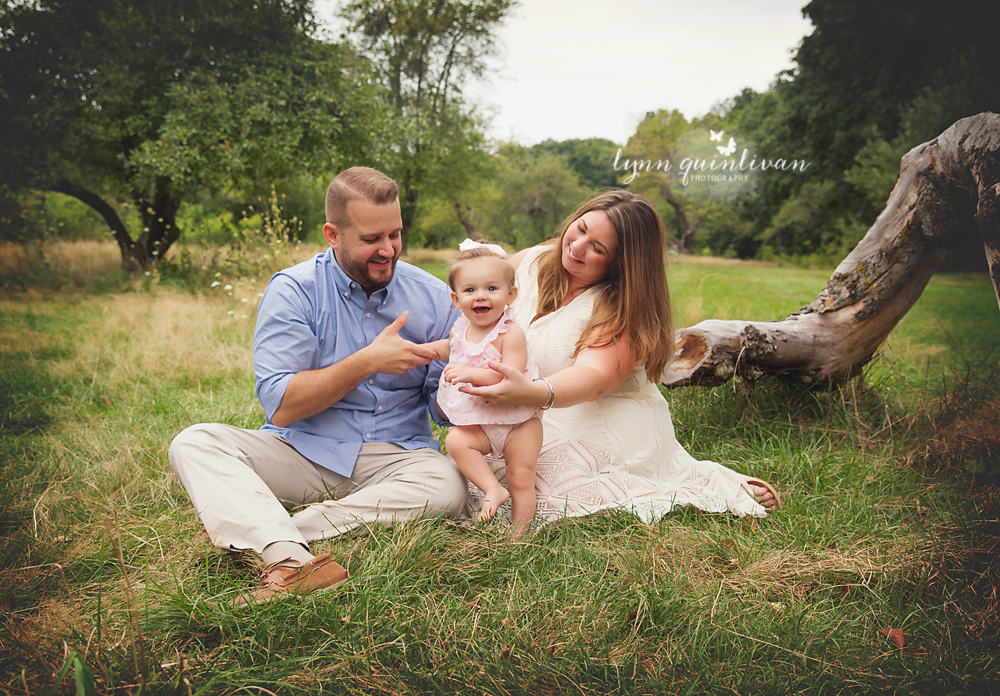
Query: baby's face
450 258 517 330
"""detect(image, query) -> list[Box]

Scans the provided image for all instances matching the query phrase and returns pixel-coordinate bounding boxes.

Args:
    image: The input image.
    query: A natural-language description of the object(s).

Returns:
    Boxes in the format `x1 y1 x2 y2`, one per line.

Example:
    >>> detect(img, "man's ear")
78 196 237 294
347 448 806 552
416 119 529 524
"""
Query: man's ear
322 222 339 249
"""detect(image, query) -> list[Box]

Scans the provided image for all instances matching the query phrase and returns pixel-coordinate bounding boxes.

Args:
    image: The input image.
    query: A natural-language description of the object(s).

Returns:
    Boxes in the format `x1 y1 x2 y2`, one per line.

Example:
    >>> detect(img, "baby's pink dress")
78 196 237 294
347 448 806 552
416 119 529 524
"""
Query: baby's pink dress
438 307 541 457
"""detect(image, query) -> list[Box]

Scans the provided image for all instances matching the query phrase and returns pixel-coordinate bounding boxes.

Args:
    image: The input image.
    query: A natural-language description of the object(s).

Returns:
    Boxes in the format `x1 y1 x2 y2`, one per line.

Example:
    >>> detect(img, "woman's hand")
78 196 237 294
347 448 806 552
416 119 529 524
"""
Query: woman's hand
458 361 549 408
462 333 638 411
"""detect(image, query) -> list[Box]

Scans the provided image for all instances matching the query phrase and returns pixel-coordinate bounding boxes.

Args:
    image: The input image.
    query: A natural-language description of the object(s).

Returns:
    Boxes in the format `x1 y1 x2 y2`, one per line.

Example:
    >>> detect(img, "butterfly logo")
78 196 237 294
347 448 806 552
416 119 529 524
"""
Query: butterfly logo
710 130 724 142
717 137 736 156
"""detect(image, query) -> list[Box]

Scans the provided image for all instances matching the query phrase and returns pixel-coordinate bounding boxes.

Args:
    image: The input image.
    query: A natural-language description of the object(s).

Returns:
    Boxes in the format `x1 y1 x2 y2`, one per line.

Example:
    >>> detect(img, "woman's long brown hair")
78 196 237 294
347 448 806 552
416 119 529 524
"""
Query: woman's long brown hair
532 189 674 381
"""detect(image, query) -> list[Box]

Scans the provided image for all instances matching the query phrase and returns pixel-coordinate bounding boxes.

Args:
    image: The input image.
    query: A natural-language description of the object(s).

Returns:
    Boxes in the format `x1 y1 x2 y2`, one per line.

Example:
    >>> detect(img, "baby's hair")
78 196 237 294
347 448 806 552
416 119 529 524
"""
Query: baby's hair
448 246 515 291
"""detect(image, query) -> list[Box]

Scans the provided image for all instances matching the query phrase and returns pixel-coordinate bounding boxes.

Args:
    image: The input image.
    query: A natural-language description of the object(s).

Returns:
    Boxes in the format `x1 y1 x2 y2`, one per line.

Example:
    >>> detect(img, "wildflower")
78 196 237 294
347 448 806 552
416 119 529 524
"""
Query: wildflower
227 310 235 316
224 284 233 291
211 281 221 288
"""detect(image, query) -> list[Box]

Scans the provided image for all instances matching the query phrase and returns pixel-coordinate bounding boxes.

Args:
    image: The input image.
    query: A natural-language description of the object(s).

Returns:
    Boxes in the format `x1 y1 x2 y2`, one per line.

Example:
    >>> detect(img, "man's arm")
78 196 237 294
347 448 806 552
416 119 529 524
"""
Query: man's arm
270 311 439 428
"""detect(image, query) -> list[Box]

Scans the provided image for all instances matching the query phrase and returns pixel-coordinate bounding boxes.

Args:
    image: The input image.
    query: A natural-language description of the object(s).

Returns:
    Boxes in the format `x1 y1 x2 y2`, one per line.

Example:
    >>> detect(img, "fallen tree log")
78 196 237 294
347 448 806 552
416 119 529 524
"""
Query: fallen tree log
662 112 1000 388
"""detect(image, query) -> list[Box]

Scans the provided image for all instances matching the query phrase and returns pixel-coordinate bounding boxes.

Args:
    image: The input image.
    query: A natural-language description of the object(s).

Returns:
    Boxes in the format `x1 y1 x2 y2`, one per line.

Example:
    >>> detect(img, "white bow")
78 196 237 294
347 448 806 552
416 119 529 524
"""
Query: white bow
459 238 506 257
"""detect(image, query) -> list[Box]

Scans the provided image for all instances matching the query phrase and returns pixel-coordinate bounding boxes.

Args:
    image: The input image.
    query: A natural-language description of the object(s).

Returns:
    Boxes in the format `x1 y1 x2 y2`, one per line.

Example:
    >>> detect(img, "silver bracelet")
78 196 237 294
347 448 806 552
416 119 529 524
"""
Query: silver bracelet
535 377 555 410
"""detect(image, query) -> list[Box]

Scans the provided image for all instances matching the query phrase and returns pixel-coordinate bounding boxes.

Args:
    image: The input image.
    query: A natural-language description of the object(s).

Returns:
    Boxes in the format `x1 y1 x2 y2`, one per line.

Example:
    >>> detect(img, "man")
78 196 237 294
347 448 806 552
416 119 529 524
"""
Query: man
169 167 464 605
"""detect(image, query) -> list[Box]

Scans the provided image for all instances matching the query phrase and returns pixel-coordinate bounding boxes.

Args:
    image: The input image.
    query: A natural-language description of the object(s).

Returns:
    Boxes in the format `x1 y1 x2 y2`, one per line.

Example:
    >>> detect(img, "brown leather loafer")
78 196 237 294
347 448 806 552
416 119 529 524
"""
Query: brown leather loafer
235 554 348 607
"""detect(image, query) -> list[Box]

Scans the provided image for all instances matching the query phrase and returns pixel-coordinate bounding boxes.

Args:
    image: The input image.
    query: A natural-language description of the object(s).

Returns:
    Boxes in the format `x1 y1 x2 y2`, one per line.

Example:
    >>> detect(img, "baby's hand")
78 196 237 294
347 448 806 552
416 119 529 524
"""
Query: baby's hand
443 364 477 385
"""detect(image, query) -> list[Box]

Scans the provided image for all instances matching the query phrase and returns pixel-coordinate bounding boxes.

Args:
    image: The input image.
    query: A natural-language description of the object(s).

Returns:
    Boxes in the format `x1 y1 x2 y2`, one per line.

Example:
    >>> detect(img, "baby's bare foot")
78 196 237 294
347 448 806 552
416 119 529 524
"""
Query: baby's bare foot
478 486 510 523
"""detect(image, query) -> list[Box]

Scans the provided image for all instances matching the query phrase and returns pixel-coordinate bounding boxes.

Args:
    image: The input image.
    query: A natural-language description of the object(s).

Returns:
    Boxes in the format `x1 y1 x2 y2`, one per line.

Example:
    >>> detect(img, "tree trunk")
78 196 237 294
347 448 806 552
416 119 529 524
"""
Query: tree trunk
661 182 699 254
661 112 1000 388
51 177 182 270
399 170 420 253
454 202 477 236
52 180 143 270
136 177 181 266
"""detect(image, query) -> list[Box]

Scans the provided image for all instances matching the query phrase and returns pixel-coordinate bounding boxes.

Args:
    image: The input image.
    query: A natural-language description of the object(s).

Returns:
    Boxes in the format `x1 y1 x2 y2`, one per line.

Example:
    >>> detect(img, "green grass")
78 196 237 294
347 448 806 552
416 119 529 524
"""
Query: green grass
669 260 832 324
1 254 998 695
670 260 1000 393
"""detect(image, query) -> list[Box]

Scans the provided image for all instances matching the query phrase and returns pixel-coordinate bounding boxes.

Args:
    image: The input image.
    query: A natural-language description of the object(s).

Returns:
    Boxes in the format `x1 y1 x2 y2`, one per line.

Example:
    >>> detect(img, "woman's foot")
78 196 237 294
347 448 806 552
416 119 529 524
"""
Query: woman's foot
478 485 510 523
741 477 782 510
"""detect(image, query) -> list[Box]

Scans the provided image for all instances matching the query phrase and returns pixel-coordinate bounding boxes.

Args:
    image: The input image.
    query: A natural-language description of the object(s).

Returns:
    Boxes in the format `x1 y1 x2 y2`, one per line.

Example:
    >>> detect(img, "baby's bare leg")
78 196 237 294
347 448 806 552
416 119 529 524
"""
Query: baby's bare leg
445 425 509 522
502 417 542 538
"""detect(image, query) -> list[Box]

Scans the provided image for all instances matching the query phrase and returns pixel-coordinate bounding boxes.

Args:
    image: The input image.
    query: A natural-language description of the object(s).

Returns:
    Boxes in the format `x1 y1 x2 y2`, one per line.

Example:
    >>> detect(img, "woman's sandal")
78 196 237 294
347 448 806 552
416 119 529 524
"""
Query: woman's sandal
741 477 783 510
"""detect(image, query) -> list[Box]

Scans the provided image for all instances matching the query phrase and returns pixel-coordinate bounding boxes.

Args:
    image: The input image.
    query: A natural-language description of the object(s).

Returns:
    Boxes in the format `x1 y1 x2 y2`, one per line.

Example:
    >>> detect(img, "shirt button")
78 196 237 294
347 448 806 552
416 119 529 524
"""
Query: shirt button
343 292 349 298
369 379 374 385
366 312 371 318
365 433 372 439
378 405 383 411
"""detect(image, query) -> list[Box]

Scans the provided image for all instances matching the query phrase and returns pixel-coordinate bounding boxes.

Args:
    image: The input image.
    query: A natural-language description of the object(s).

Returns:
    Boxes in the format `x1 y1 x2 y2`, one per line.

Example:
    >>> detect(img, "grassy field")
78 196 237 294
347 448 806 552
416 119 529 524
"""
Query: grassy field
1 241 998 695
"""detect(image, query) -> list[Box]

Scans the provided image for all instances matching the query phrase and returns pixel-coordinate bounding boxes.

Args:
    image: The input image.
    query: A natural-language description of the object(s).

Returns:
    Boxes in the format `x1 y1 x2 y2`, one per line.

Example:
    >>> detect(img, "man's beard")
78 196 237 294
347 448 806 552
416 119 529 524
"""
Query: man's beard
336 250 397 294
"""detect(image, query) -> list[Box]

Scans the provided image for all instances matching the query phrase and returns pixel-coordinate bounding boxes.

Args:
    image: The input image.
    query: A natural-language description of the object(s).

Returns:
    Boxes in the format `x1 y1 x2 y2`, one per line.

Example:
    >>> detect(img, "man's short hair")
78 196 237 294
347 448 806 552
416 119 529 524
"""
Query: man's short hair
325 167 400 227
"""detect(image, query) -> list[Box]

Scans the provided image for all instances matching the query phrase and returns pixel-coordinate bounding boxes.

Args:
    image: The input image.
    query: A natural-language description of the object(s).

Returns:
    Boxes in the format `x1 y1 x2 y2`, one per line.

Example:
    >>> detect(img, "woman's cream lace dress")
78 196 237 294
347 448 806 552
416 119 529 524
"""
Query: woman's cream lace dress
468 246 766 523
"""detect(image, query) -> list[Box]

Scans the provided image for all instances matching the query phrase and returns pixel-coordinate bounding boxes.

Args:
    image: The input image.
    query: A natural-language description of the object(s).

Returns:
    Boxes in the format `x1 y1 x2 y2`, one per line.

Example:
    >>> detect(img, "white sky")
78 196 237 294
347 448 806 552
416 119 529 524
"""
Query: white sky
318 0 814 146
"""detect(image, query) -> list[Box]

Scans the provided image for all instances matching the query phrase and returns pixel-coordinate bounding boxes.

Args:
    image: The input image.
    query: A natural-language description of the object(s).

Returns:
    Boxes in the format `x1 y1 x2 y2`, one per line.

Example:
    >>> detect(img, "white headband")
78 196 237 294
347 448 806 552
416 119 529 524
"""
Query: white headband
458 238 506 258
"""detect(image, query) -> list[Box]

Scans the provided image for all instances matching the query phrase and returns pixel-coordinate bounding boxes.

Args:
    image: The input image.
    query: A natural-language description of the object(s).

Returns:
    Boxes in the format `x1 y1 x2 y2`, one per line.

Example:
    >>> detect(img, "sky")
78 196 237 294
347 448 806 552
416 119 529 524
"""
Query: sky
318 0 815 146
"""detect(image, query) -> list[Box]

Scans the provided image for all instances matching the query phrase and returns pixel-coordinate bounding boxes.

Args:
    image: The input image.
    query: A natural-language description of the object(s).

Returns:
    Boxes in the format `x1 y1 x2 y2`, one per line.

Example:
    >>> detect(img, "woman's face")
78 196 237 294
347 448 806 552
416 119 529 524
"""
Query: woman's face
561 210 617 287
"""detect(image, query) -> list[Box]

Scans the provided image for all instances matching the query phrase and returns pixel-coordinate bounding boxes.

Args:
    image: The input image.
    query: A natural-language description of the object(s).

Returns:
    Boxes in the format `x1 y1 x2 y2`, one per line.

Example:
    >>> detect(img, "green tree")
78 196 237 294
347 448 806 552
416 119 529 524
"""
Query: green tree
721 1 1000 261
483 143 590 248
785 0 1000 178
532 138 621 190
0 0 382 268
338 0 515 250
622 110 694 252
408 110 498 248
622 109 751 255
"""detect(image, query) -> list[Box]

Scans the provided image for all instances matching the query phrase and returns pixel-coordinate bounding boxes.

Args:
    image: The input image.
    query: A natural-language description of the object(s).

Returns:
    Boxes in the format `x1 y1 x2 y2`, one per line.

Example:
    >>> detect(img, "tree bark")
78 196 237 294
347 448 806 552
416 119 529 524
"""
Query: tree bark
660 182 699 254
661 112 1000 388
136 176 181 266
52 179 143 270
454 202 477 236
51 177 182 270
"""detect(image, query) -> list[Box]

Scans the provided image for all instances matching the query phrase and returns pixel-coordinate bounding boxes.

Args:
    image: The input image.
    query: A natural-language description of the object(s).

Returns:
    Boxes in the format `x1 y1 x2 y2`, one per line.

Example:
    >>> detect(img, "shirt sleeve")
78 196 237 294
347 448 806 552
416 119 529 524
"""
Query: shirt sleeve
253 273 319 421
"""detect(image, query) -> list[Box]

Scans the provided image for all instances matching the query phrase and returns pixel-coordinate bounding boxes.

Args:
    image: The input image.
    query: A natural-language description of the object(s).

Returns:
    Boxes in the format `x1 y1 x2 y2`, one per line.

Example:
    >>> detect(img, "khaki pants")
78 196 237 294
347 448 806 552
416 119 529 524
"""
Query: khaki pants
168 423 468 552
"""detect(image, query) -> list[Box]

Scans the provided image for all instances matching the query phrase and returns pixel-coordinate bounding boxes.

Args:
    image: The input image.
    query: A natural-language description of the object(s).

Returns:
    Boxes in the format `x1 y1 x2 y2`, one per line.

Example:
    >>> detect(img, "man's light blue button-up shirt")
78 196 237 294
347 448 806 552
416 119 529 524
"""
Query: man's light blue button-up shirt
254 248 459 477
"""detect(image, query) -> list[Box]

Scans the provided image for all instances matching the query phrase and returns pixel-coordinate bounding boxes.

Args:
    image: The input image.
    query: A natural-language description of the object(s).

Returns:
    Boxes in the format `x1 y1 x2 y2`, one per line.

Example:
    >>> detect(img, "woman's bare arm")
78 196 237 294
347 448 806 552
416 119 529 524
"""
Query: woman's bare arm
459 331 636 409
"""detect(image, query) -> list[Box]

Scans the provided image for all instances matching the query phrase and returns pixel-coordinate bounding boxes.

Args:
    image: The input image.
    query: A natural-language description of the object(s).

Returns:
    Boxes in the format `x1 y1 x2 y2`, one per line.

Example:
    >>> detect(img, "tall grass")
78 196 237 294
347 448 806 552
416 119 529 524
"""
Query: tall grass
1 245 998 694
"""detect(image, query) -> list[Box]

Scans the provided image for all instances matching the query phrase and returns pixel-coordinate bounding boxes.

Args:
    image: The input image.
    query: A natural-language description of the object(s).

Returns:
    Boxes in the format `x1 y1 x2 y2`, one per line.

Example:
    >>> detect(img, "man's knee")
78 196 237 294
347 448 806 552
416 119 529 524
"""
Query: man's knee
168 423 224 474
419 455 468 518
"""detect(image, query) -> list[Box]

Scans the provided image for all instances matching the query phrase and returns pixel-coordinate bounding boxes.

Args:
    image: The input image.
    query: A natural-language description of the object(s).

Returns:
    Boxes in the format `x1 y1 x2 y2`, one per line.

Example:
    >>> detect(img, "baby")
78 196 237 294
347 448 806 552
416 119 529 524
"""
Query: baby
425 239 543 536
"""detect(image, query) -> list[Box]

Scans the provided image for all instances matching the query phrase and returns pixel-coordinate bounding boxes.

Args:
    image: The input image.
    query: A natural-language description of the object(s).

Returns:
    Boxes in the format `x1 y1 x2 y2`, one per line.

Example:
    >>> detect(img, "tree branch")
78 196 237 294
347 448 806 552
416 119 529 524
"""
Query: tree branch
661 112 1000 388
51 179 139 269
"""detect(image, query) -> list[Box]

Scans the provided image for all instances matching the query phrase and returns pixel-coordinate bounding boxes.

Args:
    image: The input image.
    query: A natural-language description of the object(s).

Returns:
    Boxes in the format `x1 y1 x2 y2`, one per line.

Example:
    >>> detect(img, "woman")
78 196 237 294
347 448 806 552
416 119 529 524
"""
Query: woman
461 189 780 523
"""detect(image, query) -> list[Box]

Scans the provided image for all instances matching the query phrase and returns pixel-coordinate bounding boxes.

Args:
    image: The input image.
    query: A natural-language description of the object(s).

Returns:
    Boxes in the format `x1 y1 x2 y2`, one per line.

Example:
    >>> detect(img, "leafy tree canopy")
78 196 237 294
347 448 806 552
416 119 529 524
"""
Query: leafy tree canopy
338 0 515 249
532 137 621 190
0 0 384 267
718 0 1000 261
785 0 1000 176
